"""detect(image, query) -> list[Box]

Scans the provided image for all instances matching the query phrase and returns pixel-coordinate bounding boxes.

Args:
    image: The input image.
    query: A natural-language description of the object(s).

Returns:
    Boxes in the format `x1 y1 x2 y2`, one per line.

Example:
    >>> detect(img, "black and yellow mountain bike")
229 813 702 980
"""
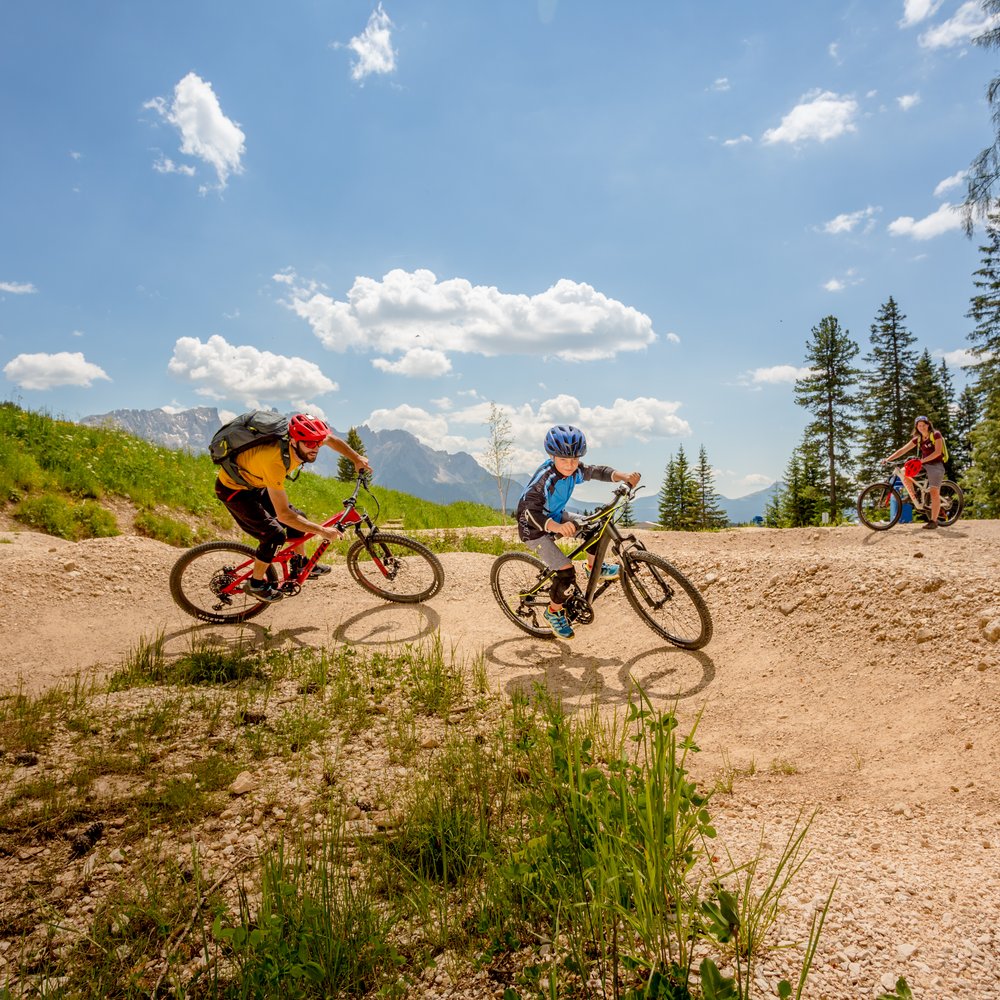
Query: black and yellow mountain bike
490 485 713 649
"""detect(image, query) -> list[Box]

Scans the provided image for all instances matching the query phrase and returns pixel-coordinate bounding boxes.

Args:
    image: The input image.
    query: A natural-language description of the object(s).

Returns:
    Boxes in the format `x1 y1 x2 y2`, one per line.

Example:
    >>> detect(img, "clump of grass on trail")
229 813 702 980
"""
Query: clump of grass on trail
0 402 506 544
0 632 842 999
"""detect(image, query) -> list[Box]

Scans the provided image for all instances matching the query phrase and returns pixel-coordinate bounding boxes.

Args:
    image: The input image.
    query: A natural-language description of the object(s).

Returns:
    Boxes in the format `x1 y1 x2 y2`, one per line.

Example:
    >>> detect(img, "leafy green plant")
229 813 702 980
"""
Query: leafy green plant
134 509 195 546
14 494 118 539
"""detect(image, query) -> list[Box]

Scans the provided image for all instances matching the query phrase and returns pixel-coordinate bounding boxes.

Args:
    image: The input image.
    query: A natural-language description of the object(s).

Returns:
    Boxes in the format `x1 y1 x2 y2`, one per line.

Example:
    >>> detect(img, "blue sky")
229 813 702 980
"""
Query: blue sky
1 1 996 500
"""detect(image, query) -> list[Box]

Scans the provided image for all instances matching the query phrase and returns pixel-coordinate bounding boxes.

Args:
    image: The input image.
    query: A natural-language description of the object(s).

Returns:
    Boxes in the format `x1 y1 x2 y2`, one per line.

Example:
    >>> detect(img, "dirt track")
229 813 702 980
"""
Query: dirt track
1 520 999 996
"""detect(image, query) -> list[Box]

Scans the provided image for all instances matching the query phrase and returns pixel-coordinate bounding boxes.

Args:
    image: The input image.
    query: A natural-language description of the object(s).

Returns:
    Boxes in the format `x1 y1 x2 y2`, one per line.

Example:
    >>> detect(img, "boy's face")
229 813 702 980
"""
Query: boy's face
552 455 581 476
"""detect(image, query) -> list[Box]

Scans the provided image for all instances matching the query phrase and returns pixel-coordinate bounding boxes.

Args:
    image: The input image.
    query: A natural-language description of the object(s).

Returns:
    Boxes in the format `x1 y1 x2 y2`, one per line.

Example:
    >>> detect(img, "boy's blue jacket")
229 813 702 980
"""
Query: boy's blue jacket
516 459 615 541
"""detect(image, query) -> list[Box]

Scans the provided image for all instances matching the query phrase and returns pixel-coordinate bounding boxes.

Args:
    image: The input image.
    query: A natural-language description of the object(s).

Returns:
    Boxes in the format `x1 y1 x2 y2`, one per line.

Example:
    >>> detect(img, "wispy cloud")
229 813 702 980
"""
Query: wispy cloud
3 351 110 390
828 41 841 61
153 155 196 177
0 281 38 294
897 92 921 111
145 72 246 190
918 0 999 48
934 169 967 197
822 205 880 234
722 134 752 147
167 334 337 408
937 347 990 367
762 90 859 145
823 268 862 292
888 202 963 239
825 278 846 292
276 268 657 369
900 0 943 28
710 77 731 92
666 332 681 344
341 3 397 82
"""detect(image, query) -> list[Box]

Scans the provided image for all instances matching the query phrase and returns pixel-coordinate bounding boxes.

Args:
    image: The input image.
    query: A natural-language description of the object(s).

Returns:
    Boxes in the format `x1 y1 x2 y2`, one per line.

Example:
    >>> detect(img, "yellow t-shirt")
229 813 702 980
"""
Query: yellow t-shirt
218 442 304 491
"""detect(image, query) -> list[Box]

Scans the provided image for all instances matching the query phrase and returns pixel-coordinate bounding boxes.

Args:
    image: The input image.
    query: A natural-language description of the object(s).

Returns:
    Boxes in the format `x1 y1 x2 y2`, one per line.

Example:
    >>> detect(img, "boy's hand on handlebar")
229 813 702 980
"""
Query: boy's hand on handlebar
551 520 577 538
620 471 641 488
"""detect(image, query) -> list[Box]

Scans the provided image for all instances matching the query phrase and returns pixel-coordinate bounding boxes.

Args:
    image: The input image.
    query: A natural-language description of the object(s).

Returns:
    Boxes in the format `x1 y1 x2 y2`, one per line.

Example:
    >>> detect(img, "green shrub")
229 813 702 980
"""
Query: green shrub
14 495 118 540
134 510 194 547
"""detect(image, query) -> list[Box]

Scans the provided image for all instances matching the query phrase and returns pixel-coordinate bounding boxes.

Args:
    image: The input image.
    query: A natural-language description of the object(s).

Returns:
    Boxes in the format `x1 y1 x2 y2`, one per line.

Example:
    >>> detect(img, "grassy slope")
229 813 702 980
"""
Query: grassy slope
0 403 506 540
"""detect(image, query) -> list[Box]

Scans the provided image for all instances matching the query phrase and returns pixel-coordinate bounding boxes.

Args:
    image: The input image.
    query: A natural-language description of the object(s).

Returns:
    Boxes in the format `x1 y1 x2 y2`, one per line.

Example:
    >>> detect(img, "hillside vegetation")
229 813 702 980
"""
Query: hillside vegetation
0 403 506 544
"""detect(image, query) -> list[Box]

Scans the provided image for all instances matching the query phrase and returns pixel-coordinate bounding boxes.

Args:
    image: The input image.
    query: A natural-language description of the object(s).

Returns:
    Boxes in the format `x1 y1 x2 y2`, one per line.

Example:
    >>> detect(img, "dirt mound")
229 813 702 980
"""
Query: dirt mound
1 520 999 996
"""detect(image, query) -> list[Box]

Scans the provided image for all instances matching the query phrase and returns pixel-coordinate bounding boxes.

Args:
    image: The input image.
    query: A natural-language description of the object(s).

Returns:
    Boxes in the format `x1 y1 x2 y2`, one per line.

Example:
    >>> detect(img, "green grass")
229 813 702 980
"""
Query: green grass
0 402 507 541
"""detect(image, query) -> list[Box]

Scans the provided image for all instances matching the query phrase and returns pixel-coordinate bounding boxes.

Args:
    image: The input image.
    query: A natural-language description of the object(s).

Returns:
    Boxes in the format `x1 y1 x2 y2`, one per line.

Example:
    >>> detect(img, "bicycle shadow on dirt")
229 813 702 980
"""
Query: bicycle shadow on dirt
161 604 442 659
860 523 970 545
484 636 715 712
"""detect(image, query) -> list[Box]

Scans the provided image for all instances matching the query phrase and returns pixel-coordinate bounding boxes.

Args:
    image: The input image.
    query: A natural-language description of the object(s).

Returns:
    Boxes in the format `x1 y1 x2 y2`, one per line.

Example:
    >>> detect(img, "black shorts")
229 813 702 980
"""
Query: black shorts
215 479 306 563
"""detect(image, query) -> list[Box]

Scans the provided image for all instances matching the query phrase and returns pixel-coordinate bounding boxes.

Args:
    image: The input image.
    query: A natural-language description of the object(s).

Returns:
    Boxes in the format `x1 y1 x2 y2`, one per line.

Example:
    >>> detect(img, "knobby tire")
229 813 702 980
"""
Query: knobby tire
346 532 444 603
856 483 903 531
490 552 553 639
620 550 713 649
169 541 276 624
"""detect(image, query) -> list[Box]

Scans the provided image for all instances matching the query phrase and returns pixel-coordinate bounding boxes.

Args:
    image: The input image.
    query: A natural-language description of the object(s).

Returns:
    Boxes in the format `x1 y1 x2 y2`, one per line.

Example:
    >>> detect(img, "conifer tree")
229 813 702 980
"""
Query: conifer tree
967 210 1000 404
619 499 636 527
951 385 980 484
857 297 918 480
694 445 728 528
909 350 950 435
657 447 701 529
657 457 678 528
793 316 861 522
337 427 367 482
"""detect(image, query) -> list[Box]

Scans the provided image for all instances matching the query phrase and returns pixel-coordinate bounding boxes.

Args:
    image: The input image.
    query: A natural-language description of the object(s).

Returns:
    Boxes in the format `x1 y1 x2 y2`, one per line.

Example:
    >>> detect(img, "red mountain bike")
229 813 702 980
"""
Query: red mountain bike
169 473 444 624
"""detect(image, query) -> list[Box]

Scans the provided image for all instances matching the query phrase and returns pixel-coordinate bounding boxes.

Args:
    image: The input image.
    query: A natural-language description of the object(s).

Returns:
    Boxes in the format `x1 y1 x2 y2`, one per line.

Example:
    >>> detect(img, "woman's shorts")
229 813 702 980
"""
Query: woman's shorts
923 461 945 488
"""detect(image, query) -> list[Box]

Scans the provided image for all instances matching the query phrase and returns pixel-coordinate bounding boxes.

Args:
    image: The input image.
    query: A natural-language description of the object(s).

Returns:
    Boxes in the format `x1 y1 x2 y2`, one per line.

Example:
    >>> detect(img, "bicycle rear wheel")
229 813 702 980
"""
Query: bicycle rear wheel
169 541 276 624
620 550 712 650
489 552 553 638
938 481 964 526
346 532 444 603
857 483 902 530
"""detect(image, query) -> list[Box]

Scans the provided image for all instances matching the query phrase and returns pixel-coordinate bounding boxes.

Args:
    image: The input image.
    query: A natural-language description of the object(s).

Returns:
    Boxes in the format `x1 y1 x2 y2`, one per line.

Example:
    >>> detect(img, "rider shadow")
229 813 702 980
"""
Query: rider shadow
484 636 716 712
159 621 323 659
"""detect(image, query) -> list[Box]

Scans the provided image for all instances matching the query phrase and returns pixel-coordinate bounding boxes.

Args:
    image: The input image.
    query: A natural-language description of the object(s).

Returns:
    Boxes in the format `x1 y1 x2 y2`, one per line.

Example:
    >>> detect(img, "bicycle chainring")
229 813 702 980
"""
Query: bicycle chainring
565 593 594 625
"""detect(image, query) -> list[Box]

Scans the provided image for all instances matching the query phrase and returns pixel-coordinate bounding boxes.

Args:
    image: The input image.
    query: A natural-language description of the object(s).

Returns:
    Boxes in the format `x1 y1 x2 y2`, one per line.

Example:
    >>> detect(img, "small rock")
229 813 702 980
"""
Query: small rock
420 737 441 750
896 943 918 959
981 618 1000 643
228 772 256 796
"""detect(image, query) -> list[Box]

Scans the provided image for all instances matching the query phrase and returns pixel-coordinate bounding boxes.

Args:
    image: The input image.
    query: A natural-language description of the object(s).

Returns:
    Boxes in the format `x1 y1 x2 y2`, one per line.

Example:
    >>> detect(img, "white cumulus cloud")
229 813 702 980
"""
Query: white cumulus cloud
4 351 110 390
276 268 657 366
919 0 998 47
153 155 196 177
145 72 246 189
900 0 943 27
888 202 963 239
934 170 967 197
372 347 452 377
762 90 859 145
825 278 845 292
938 347 988 367
0 281 37 294
822 205 880 234
344 4 397 82
711 77 731 92
747 365 814 385
897 92 921 111
168 334 337 408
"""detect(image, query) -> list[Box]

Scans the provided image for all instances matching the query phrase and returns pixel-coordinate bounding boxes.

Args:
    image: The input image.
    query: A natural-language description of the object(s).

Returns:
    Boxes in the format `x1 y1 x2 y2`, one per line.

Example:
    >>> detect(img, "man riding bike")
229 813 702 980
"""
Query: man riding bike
215 413 372 602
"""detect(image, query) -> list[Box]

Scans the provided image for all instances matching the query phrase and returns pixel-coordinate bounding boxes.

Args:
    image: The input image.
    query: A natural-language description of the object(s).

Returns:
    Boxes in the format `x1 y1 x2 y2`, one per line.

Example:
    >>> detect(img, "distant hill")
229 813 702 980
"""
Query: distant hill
81 406 521 509
592 482 782 526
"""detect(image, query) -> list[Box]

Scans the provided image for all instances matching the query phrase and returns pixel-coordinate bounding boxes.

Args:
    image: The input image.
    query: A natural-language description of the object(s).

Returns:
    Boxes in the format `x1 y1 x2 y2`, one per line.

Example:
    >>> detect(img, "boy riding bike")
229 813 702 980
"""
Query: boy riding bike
515 424 640 640
215 412 372 602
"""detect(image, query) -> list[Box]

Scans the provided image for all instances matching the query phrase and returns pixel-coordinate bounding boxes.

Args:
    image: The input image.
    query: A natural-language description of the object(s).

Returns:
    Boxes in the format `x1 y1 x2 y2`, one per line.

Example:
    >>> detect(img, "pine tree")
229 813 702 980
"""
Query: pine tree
962 8 1000 233
793 316 861 523
694 445 728 529
658 457 678 528
857 297 919 481
909 350 950 436
951 384 980 486
337 427 367 482
619 499 636 527
967 211 1000 403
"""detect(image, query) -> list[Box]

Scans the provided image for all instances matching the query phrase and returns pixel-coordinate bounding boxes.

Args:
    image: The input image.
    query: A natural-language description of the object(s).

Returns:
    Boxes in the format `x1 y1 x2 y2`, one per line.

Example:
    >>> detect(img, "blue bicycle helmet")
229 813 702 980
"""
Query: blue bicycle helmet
544 424 587 458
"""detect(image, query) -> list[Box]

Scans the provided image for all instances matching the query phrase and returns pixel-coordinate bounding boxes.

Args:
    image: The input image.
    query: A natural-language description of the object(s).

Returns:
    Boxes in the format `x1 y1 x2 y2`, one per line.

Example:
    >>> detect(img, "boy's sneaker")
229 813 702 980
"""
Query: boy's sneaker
243 578 284 602
585 562 621 581
543 607 575 640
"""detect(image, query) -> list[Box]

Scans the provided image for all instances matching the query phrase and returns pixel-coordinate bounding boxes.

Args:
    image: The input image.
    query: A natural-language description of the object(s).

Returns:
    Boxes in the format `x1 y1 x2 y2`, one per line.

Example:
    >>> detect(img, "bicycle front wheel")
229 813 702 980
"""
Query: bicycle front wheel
620 551 712 650
857 483 902 530
169 541 276 624
939 481 964 526
346 532 444 603
489 552 553 639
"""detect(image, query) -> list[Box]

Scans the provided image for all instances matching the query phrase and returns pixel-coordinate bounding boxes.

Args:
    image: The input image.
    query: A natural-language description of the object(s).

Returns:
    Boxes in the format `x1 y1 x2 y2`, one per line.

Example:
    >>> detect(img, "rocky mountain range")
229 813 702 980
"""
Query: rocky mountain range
80 407 778 522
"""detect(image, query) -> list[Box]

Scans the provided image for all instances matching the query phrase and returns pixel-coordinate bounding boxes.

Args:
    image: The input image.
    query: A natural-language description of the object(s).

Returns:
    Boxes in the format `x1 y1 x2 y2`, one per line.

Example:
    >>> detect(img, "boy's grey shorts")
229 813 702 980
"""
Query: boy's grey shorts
525 534 575 571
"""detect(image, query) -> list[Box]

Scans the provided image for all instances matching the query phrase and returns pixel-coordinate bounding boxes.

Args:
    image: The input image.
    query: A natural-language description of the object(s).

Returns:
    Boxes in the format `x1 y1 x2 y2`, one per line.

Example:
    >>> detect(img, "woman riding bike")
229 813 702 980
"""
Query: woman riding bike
883 415 947 529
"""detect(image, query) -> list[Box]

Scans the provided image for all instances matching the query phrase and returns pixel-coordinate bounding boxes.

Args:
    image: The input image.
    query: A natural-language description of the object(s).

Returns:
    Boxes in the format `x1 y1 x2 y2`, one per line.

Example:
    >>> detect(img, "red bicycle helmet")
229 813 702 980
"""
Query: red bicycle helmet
903 458 923 478
288 413 330 445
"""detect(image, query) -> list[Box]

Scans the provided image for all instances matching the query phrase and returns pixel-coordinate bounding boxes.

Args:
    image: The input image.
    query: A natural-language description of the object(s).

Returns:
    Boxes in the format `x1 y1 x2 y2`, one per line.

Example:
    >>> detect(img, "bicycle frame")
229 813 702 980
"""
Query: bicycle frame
520 487 643 613
216 474 392 597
